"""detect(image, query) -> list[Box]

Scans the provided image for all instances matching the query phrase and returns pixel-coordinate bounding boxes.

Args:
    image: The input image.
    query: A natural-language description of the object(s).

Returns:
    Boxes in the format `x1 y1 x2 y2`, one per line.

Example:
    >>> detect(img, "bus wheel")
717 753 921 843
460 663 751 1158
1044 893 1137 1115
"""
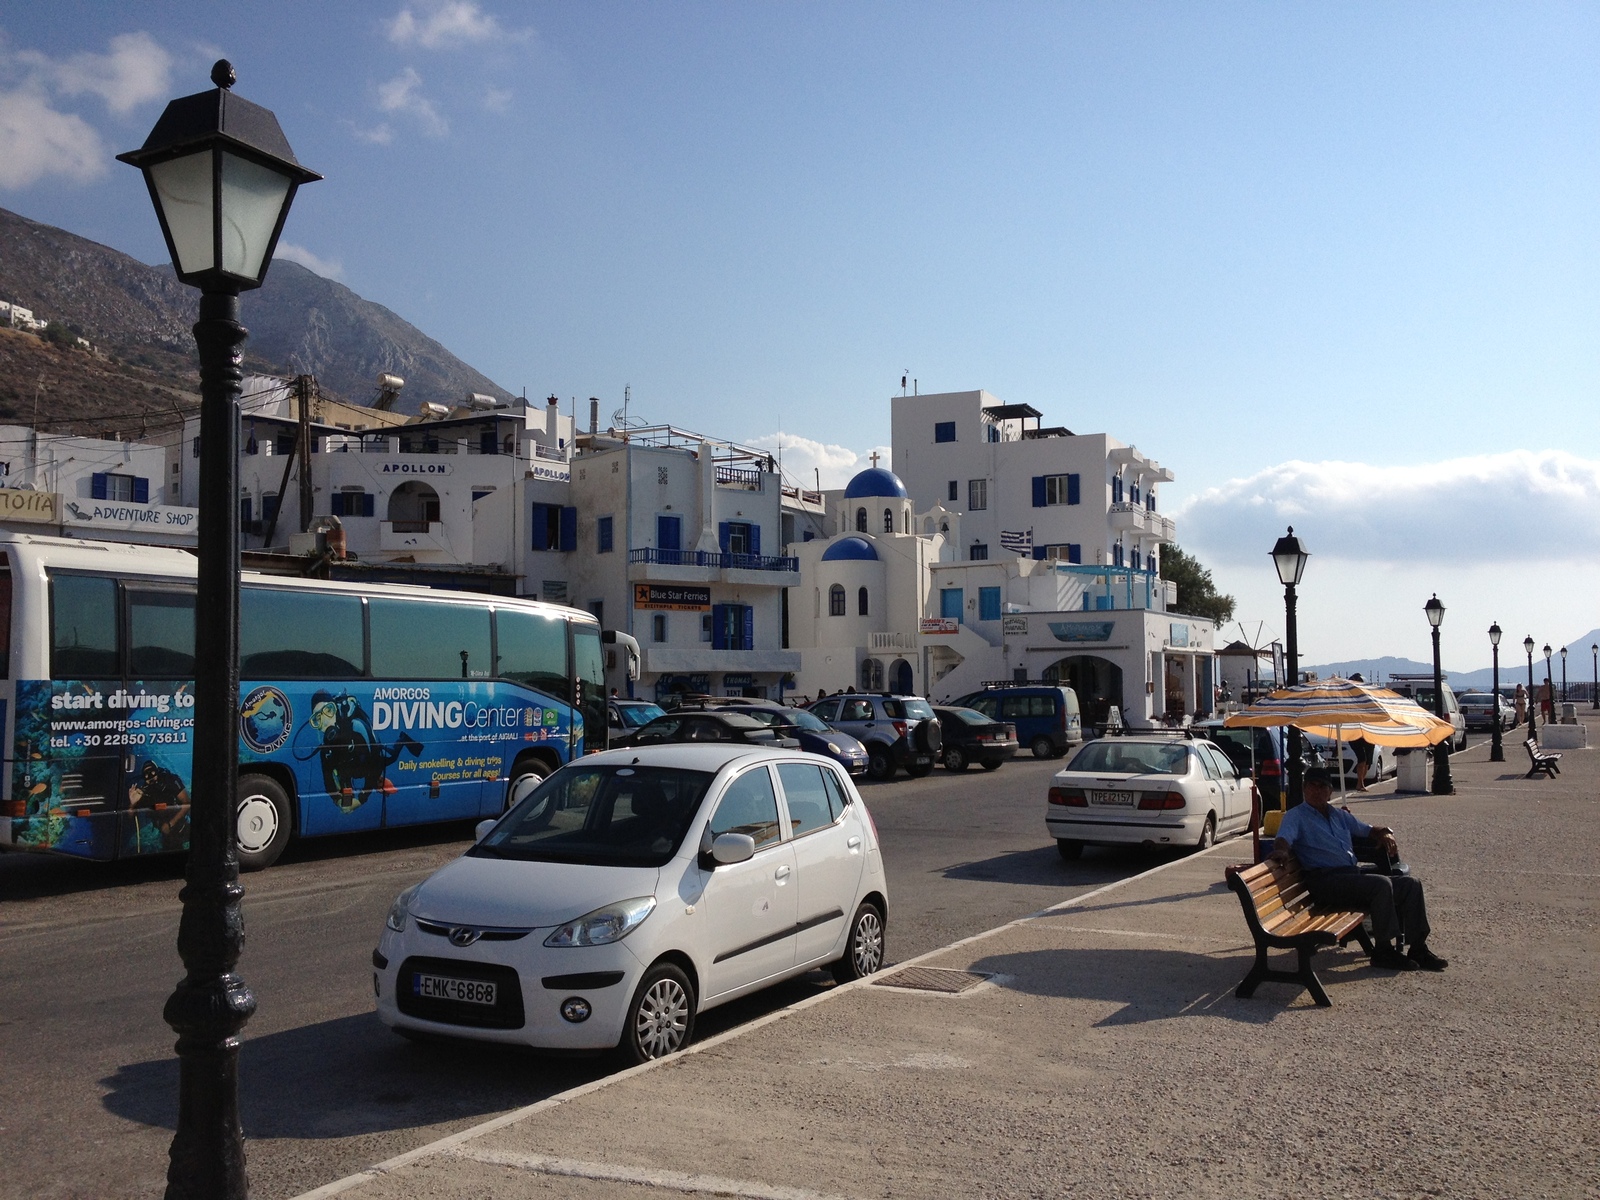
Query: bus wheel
237 775 291 871
505 760 551 814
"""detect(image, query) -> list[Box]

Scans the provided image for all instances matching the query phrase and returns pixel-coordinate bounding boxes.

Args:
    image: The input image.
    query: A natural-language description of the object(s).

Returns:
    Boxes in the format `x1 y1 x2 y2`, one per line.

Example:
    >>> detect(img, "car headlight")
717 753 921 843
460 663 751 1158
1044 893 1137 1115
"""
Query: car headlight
543 896 657 947
827 741 842 753
385 884 420 933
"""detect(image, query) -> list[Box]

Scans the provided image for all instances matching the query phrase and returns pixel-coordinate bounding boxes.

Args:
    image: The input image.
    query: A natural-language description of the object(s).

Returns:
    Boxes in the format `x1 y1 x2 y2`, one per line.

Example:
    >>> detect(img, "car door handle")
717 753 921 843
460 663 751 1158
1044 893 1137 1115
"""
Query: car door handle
847 836 862 849
775 865 791 881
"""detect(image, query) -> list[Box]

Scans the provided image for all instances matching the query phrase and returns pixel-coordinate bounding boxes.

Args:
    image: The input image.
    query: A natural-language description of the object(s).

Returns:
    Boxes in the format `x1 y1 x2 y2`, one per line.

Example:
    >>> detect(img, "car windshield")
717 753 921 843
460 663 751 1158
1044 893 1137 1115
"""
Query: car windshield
939 707 987 725
1067 741 1191 776
884 699 935 720
1460 695 1492 705
782 709 830 732
615 702 666 728
472 765 713 867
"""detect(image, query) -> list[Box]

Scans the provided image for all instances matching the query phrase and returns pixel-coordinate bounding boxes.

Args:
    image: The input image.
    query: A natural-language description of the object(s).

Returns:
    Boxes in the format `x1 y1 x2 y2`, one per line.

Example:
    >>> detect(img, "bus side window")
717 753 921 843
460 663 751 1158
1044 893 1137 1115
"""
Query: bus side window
495 608 570 702
128 588 195 678
51 574 119 679
0 568 10 679
241 587 365 677
370 599 492 680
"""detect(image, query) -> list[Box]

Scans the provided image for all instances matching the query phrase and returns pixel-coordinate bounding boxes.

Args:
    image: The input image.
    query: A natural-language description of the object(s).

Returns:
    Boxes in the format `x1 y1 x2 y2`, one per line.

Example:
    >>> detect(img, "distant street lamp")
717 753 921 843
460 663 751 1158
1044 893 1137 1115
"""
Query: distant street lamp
119 61 319 1200
1560 646 1568 704
1424 595 1452 794
1524 636 1537 739
1544 644 1554 725
1592 643 1597 711
1488 623 1504 763
1271 527 1310 808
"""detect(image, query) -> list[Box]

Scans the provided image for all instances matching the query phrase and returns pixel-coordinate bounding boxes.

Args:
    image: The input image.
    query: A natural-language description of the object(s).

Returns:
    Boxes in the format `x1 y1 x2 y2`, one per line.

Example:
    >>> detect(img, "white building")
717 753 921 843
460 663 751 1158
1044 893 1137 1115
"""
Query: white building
0 426 198 546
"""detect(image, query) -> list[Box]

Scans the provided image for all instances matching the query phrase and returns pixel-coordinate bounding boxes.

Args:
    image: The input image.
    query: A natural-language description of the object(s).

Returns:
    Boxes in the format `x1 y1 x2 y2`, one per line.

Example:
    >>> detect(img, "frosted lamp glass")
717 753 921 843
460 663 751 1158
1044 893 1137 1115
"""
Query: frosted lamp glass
220 151 291 278
149 152 215 275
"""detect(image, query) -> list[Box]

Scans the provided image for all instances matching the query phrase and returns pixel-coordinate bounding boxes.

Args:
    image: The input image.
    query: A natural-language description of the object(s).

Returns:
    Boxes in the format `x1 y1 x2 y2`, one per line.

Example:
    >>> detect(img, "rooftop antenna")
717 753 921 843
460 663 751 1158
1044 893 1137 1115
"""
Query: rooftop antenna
901 371 908 396
814 467 820 490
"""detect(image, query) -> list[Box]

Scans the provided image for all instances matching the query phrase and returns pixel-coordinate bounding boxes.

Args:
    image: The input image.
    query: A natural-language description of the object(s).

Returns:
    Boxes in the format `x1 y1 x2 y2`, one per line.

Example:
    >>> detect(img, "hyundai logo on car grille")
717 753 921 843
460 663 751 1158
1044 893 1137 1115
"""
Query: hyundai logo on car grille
448 927 482 947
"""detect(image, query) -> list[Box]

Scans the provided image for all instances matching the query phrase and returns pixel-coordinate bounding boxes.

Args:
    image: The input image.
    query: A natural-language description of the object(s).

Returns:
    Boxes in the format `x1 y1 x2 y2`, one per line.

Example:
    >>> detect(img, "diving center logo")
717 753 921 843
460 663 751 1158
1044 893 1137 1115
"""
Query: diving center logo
240 686 293 754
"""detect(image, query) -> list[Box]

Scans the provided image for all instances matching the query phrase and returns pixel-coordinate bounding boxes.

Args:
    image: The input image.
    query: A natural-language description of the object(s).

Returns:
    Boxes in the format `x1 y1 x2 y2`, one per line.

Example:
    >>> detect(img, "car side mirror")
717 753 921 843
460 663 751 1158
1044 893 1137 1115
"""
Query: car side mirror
474 818 497 843
709 832 756 866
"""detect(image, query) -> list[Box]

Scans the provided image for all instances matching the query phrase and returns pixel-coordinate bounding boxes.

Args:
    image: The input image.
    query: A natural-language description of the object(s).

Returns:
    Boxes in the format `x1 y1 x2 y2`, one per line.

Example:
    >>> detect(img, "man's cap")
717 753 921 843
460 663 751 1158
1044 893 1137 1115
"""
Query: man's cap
1303 766 1336 786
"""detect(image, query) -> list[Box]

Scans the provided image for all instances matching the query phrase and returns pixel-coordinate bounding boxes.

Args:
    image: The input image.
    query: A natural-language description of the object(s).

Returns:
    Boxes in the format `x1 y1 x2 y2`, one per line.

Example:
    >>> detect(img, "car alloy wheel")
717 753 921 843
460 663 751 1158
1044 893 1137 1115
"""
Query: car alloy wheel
832 902 885 982
622 963 695 1064
1031 735 1055 759
943 746 967 772
1195 814 1216 851
866 747 894 781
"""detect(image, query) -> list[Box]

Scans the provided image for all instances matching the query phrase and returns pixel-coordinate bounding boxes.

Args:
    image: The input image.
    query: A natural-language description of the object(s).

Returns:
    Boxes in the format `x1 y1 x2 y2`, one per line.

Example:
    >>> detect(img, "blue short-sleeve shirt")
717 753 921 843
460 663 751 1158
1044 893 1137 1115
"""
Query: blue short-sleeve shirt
1275 803 1371 869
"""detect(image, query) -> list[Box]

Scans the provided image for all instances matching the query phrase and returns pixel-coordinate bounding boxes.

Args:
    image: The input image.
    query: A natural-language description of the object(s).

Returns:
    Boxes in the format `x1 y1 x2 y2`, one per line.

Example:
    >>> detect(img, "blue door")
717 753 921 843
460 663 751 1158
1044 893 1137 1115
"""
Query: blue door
940 588 964 621
657 515 682 551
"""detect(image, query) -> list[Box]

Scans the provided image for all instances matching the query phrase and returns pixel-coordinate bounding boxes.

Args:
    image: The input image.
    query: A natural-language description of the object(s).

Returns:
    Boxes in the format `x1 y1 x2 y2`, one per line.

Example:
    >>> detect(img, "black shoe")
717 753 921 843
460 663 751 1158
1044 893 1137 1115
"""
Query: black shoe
1371 948 1419 971
1408 944 1448 971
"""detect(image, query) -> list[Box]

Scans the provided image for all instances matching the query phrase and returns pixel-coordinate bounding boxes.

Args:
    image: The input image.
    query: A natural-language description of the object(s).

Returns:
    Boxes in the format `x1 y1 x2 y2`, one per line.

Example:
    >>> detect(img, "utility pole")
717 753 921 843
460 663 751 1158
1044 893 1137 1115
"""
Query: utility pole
296 374 314 532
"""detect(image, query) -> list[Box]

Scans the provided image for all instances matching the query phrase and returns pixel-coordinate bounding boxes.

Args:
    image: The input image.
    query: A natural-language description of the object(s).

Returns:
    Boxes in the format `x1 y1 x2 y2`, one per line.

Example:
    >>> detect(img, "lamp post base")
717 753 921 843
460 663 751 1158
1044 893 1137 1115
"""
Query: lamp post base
1430 743 1455 795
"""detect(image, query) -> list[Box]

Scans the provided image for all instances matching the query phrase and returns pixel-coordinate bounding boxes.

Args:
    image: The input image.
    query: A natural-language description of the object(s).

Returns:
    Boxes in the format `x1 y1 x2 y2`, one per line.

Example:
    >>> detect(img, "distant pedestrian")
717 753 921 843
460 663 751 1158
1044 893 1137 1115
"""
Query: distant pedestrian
1538 680 1553 719
1514 683 1527 724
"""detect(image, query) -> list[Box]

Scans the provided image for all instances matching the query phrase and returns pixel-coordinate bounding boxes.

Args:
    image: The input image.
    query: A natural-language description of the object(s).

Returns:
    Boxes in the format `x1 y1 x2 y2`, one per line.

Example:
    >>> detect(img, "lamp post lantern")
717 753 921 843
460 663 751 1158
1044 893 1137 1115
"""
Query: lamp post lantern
1544 644 1554 726
1270 527 1310 807
1424 594 1452 794
1488 623 1504 762
1560 646 1568 704
119 61 319 1200
1524 636 1537 739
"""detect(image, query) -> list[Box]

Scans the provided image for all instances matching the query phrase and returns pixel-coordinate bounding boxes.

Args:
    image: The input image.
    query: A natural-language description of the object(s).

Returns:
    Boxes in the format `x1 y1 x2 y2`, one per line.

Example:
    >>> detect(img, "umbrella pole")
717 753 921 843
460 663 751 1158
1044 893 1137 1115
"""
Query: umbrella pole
1336 726 1347 803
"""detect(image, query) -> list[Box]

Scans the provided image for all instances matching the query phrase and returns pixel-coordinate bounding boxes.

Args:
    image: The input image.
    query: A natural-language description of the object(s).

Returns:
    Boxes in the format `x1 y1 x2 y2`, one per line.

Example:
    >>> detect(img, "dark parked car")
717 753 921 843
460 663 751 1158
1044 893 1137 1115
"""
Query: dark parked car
627 710 800 749
608 699 666 745
1195 720 1285 811
705 702 871 775
932 706 1018 772
951 685 1082 758
808 693 942 780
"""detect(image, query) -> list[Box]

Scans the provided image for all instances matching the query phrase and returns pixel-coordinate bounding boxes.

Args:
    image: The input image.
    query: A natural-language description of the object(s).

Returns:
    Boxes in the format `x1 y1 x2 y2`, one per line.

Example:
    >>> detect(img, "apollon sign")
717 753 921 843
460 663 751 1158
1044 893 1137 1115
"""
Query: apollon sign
379 461 453 476
0 488 58 523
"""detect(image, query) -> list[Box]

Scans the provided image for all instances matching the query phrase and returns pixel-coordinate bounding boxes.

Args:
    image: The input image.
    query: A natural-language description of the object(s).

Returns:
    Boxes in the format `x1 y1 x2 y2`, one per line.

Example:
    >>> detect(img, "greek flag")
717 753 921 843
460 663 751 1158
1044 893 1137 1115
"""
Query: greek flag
1000 528 1033 554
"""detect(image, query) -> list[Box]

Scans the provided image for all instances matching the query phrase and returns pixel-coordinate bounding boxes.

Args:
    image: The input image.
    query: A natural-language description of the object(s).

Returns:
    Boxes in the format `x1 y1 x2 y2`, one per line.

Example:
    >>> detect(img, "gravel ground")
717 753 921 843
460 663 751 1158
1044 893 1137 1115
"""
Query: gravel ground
299 727 1600 1200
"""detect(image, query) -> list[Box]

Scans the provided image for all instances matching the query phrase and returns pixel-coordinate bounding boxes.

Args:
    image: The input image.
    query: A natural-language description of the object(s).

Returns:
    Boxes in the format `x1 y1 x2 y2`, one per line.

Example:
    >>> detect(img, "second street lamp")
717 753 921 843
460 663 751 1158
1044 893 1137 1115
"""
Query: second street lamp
1544 644 1554 725
1524 636 1537 739
1592 643 1597 711
1271 527 1310 808
1488 623 1504 762
1560 646 1568 705
119 61 319 1200
1424 594 1452 794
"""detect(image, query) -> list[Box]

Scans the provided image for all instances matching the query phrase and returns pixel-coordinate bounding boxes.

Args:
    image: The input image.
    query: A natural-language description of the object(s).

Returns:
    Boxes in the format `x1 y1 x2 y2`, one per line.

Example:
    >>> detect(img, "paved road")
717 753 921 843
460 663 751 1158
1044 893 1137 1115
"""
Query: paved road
0 752 1197 1200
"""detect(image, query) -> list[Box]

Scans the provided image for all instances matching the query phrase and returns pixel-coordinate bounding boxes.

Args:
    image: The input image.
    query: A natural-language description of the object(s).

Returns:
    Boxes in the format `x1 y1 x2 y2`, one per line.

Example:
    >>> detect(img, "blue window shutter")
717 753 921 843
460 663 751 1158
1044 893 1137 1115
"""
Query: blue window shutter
559 506 578 552
712 605 728 650
362 493 375 517
1031 476 1046 507
1068 544 1082 564
330 492 345 516
1067 474 1080 505
239 497 253 525
1033 546 1047 561
749 524 761 556
718 522 731 554
531 503 549 550
742 605 753 650
192 437 201 458
132 477 149 504
657 515 680 551
91 473 107 500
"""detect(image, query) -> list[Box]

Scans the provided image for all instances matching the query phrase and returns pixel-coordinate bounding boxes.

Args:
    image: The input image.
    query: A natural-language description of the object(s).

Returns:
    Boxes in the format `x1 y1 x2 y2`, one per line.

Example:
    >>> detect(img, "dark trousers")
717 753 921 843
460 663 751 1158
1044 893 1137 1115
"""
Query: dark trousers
1304 867 1431 949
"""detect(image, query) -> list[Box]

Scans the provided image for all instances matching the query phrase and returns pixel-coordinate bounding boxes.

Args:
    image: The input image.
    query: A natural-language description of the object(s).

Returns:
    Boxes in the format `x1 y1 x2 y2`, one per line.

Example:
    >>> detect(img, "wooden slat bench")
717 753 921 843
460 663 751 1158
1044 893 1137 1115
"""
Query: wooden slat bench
1224 856 1374 1008
1524 738 1561 779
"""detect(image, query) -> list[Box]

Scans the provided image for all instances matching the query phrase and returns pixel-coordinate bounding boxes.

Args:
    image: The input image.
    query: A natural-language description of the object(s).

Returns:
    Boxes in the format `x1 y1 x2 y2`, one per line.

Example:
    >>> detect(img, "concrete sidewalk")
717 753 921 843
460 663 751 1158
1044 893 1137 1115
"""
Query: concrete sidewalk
297 726 1600 1200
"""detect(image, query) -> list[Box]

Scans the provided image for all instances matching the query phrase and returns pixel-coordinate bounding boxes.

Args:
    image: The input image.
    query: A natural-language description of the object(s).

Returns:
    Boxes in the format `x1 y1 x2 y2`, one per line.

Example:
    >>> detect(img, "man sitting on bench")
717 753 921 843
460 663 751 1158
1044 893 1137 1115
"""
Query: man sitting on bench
1269 767 1448 972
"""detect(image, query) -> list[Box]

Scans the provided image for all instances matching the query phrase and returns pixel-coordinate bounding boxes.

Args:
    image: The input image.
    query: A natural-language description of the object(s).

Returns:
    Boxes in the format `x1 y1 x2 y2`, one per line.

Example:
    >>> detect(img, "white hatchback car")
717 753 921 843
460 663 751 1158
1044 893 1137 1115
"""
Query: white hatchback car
374 744 888 1062
1045 735 1256 860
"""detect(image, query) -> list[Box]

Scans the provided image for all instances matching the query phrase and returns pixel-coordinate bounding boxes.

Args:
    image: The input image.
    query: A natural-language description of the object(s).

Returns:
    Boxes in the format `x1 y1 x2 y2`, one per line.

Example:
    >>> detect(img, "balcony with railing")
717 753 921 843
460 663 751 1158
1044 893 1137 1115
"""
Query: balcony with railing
1108 502 1147 532
628 547 798 573
715 465 763 491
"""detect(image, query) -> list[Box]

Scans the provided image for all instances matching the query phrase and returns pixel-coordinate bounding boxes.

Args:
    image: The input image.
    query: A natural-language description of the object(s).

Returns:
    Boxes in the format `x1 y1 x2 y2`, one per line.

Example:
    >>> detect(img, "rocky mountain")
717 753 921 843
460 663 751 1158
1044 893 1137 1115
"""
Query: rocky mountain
0 206 512 428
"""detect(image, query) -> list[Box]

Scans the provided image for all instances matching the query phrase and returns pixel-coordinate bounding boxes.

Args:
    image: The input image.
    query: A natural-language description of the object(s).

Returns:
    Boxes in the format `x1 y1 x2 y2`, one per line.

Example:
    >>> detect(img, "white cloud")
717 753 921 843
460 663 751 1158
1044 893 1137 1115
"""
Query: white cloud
1177 450 1600 565
376 67 447 137
0 87 106 189
274 242 343 279
746 432 892 491
483 86 512 113
385 2 522 49
45 32 172 115
347 120 395 145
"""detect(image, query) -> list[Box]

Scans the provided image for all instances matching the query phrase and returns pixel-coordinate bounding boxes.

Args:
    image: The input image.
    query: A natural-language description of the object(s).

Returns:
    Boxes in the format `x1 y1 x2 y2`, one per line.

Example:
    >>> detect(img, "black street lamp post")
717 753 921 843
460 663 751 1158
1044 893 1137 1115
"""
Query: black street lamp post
1424 594 1452 794
1544 644 1554 726
1271 527 1310 808
1560 646 1568 705
1488 623 1504 763
1524 636 1537 739
1592 643 1597 710
119 62 319 1200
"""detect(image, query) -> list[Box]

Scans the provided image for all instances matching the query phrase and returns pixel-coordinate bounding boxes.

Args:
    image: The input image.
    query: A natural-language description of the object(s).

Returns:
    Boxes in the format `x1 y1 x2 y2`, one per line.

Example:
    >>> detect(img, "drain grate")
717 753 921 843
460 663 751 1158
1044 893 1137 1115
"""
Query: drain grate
872 966 991 994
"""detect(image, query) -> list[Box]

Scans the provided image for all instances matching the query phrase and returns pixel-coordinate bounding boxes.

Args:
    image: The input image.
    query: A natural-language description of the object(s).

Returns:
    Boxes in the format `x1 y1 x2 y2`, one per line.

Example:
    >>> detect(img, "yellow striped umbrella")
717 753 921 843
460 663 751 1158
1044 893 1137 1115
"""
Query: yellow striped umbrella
1223 677 1454 746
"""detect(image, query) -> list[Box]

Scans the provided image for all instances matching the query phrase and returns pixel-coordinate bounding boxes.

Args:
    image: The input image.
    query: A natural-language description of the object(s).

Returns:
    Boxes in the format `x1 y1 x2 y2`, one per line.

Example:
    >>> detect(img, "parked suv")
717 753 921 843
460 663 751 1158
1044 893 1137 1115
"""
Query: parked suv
808 693 943 780
1385 676 1468 750
951 685 1083 758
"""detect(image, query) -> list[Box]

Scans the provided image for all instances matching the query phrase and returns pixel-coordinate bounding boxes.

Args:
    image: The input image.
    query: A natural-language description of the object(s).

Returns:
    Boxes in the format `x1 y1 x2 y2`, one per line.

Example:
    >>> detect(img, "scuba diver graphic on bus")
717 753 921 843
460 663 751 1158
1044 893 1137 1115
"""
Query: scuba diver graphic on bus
127 759 191 853
253 687 424 813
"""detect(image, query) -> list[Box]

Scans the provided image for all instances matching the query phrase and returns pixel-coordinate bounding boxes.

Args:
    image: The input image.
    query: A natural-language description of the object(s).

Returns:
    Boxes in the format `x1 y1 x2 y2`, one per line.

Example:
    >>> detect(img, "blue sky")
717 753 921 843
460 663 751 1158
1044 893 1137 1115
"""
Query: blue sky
3 2 1598 665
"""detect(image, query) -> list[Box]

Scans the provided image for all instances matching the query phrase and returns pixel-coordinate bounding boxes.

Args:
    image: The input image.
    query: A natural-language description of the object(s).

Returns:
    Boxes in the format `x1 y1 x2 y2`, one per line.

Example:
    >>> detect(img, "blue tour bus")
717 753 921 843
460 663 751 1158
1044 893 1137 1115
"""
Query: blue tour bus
0 534 608 869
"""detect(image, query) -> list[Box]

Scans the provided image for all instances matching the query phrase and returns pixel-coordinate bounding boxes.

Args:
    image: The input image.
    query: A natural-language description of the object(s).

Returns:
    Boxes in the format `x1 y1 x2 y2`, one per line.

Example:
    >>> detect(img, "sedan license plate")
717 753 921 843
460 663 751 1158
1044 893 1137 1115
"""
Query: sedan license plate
415 974 497 1006
1091 790 1135 806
